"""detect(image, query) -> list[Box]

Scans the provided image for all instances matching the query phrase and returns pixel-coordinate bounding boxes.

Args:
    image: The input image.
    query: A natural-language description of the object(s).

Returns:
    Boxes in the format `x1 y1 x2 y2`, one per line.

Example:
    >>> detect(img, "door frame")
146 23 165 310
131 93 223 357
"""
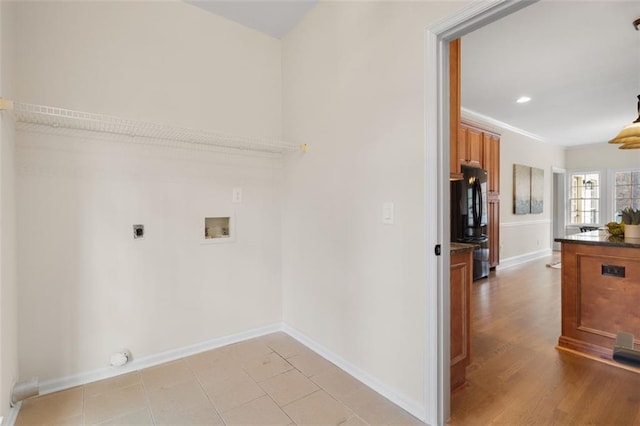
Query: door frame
551 166 566 251
424 1 538 424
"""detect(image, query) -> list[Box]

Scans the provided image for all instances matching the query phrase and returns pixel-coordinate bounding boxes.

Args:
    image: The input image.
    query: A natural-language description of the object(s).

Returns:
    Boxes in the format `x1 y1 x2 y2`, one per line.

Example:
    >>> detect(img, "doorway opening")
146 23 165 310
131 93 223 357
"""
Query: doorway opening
552 168 566 251
426 1 540 425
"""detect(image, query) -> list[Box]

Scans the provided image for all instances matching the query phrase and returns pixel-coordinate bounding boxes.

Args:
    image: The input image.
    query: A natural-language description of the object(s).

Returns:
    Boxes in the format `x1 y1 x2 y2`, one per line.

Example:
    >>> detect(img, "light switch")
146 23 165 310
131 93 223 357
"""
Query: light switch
232 187 242 203
383 202 394 225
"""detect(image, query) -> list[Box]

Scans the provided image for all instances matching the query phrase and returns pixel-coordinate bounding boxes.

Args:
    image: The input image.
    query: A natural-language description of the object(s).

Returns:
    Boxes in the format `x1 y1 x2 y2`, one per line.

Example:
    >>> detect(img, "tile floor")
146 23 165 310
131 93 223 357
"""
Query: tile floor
15 332 425 425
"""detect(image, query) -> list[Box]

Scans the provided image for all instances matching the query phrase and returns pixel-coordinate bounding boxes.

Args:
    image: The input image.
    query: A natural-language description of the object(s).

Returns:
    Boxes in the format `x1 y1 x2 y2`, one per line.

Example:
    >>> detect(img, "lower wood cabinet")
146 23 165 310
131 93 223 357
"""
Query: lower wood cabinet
558 241 640 360
451 248 473 392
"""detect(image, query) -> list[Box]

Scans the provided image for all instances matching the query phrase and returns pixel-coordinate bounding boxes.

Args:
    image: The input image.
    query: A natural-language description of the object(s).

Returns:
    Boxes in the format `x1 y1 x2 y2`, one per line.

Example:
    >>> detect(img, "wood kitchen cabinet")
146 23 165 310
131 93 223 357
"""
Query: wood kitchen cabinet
488 199 500 268
449 39 463 181
556 236 640 364
483 130 501 268
450 247 473 392
450 40 484 173
458 123 483 169
483 132 500 194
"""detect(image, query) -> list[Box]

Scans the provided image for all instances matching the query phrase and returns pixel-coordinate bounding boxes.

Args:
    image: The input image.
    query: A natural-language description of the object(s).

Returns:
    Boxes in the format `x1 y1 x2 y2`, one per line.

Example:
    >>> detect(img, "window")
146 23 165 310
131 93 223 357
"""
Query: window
614 170 640 219
569 172 599 225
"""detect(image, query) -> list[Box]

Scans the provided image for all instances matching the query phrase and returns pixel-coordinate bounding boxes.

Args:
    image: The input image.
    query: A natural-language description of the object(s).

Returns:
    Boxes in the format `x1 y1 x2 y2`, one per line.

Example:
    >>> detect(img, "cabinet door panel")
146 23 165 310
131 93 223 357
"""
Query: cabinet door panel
451 250 472 392
489 200 500 267
458 125 468 168
459 124 482 169
483 133 501 194
491 135 500 193
467 128 483 168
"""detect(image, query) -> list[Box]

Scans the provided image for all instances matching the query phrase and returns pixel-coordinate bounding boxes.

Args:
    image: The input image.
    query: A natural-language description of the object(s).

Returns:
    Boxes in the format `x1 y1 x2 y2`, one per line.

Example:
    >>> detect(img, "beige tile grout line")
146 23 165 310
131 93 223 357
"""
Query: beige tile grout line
138 373 157 426
260 341 371 426
81 386 86 426
237 347 296 425
188 356 229 426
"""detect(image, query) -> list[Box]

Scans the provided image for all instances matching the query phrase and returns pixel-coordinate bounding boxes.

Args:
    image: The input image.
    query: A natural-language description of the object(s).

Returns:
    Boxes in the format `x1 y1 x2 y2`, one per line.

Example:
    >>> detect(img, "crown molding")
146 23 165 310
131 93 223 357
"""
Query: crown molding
461 107 546 142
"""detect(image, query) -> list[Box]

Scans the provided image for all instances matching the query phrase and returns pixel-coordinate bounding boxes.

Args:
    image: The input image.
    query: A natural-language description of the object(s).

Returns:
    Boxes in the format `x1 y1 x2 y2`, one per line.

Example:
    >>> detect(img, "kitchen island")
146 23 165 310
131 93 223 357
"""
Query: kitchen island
555 230 640 366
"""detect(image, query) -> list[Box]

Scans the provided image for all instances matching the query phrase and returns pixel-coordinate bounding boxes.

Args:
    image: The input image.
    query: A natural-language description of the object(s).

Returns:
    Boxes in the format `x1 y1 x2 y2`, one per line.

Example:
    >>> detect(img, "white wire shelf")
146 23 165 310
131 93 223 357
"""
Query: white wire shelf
1 100 306 154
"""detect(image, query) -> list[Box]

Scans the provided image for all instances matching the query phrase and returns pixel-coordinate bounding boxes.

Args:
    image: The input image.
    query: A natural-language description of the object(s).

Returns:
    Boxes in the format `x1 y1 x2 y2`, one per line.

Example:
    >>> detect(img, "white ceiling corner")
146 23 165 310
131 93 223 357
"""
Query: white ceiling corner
185 0 640 147
186 0 318 39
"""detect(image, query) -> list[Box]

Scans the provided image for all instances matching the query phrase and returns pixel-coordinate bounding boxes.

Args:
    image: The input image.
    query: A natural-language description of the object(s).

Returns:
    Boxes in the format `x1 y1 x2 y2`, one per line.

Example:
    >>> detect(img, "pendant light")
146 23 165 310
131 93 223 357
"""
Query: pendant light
609 18 640 149
609 95 640 148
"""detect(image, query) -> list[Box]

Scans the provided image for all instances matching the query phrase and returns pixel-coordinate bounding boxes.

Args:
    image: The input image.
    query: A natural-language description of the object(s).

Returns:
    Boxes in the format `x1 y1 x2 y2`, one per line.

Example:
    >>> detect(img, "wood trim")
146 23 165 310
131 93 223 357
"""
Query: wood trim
556 345 640 375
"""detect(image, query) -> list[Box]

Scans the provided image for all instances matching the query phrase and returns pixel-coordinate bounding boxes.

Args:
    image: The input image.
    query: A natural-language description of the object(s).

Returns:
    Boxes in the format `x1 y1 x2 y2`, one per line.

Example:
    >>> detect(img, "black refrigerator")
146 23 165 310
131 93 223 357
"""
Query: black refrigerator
451 165 490 281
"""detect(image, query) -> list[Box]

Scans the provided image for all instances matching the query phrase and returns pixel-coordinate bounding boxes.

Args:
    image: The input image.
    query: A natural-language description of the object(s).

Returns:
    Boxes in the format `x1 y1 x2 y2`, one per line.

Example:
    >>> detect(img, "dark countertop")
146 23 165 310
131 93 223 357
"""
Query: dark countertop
555 230 640 249
450 242 477 254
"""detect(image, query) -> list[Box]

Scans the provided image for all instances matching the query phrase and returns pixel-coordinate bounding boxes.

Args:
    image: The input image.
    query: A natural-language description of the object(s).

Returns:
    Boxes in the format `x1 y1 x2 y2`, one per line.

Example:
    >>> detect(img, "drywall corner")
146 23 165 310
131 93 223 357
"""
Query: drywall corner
0 0 19 422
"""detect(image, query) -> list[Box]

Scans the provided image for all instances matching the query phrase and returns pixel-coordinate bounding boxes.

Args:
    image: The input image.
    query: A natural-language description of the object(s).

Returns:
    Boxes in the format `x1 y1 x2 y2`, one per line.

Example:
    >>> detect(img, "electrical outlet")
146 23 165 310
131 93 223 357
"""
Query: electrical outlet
602 264 625 278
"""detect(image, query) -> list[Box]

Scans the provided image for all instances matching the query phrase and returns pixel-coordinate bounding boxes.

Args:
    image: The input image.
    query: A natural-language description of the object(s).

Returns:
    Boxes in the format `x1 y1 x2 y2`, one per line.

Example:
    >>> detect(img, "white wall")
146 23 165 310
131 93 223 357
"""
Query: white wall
498 128 565 262
565 142 640 170
10 1 284 382
10 1 282 140
0 0 19 419
281 1 467 419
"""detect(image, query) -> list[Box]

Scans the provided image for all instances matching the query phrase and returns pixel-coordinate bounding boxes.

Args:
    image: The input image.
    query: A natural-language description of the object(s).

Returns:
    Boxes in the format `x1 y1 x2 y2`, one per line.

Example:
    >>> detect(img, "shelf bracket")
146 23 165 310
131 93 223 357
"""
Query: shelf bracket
0 98 14 111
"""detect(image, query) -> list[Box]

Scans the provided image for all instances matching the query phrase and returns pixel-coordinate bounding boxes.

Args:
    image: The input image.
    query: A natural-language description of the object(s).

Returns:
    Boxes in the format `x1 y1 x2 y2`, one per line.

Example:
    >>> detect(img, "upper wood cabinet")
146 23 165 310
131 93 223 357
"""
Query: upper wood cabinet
449 39 499 176
449 39 463 181
458 124 483 169
482 131 501 194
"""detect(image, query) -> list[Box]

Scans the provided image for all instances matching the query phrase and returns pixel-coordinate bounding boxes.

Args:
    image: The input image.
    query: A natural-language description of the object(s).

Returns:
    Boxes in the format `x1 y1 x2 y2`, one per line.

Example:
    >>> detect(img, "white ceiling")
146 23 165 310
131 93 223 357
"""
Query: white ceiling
463 1 640 147
189 0 640 147
188 0 317 39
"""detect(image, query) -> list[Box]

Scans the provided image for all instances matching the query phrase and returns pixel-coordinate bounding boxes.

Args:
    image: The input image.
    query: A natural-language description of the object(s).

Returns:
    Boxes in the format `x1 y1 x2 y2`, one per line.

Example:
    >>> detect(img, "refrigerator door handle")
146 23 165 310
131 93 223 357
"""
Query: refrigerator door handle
472 180 482 227
477 180 483 226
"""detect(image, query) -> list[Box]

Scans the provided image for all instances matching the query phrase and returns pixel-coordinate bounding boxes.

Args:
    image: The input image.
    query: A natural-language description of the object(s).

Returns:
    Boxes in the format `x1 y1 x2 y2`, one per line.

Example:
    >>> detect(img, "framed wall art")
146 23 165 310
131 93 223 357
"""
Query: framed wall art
530 167 544 214
513 164 531 215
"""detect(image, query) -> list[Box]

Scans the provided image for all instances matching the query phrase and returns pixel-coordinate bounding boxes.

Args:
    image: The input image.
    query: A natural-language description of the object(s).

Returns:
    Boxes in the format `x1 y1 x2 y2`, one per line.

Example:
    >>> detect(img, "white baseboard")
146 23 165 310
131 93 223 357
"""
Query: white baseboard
20 322 425 424
282 324 426 422
496 248 553 271
38 322 282 396
3 402 21 426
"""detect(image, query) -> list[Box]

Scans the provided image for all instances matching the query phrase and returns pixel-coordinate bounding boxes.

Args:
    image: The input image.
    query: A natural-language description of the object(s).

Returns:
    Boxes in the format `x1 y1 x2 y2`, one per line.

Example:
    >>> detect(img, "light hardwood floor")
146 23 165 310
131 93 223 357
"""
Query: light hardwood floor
450 255 640 425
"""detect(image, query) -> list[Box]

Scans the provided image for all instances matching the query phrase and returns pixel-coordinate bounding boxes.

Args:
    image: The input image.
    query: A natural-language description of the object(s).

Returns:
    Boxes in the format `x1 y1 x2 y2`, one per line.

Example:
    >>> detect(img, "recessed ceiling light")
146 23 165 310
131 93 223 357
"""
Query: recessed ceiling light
516 96 531 104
